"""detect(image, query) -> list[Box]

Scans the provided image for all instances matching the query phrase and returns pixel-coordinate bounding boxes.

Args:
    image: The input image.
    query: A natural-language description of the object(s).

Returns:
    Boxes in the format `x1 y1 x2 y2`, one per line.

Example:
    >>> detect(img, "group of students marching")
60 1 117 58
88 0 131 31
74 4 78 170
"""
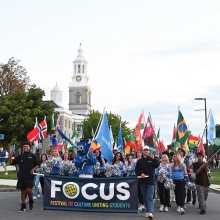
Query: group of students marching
9 142 210 217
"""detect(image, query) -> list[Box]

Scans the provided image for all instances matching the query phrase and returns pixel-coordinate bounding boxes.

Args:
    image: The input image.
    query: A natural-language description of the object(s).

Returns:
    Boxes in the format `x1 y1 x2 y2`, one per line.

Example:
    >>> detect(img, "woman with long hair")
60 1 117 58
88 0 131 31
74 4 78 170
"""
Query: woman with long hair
112 152 126 176
93 149 106 177
169 153 189 215
39 153 48 196
156 154 170 212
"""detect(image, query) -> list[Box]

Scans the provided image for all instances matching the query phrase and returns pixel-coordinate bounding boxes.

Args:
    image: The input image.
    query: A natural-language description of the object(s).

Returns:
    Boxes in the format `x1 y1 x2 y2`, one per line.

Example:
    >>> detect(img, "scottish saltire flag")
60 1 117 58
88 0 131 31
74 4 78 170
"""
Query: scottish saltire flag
117 124 123 152
94 112 113 163
110 125 114 145
27 119 47 142
207 111 216 145
57 127 73 145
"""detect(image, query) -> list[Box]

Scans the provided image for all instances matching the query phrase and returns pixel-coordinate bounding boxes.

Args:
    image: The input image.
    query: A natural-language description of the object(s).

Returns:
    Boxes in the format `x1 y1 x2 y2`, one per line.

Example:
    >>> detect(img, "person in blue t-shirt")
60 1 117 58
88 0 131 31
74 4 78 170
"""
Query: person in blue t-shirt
0 147 8 175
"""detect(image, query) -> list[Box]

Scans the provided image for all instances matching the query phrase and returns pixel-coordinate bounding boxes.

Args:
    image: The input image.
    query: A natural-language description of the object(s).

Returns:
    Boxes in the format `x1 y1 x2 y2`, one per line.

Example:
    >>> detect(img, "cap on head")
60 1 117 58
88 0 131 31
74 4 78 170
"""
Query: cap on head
142 145 149 150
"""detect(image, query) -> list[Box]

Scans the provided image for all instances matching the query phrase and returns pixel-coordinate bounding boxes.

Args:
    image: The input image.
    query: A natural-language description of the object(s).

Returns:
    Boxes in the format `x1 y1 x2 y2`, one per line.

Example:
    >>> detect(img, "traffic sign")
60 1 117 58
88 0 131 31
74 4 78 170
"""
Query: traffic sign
0 134 4 139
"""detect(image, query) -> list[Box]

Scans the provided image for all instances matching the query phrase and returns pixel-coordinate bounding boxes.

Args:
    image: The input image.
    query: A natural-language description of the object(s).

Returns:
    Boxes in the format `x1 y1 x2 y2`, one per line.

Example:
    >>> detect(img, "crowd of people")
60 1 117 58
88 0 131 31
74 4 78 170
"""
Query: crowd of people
7 142 213 219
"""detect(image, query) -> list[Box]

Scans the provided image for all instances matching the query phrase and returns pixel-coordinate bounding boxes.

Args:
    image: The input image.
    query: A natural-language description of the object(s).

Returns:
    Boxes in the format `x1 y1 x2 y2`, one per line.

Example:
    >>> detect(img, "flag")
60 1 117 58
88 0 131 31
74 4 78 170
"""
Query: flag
207 111 216 145
172 124 176 142
176 110 189 144
89 140 101 152
124 138 131 154
51 134 58 147
57 127 73 145
198 137 206 157
173 141 180 152
183 140 189 153
129 130 137 154
51 114 55 134
54 142 63 152
34 117 39 149
109 125 114 145
94 112 113 163
159 140 167 152
67 130 77 151
188 136 199 148
77 128 84 142
117 124 123 152
134 113 144 138
27 119 47 142
142 117 155 139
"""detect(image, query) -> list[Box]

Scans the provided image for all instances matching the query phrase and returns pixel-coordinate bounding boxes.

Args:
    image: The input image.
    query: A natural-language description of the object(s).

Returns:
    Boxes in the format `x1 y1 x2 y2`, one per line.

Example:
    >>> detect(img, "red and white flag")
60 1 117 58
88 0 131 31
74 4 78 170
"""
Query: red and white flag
27 119 47 142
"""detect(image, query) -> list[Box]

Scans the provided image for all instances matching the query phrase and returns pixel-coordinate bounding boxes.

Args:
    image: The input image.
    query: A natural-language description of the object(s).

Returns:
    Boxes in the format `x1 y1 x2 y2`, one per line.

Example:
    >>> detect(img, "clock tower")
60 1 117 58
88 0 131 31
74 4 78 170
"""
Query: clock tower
69 44 91 115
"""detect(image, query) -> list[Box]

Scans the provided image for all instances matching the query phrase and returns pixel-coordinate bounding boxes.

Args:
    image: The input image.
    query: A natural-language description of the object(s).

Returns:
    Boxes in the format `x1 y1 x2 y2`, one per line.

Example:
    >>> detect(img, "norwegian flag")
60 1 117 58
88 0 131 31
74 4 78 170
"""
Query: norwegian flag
27 119 47 142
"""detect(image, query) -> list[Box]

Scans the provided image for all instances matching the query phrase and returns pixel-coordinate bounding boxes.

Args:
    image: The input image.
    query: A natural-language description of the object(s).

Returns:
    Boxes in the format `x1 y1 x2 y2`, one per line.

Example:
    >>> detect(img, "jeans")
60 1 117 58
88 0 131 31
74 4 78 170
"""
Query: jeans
140 184 155 213
33 175 40 197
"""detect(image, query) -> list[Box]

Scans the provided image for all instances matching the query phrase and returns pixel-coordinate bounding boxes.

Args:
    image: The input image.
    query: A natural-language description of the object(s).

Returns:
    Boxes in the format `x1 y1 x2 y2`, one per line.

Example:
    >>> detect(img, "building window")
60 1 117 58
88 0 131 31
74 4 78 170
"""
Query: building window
82 65 84 73
76 124 81 132
78 65 80 73
76 92 81 104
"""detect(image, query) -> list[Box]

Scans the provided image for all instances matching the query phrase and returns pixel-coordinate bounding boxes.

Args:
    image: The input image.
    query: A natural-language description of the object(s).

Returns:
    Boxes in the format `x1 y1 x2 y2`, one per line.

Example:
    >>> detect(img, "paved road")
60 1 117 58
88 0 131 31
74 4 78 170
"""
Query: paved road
0 190 219 220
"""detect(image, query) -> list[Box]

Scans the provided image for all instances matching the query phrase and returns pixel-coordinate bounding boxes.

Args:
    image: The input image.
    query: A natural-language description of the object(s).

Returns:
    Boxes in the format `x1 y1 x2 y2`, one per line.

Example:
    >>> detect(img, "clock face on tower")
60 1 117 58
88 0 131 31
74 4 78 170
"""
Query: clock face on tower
76 76 81 82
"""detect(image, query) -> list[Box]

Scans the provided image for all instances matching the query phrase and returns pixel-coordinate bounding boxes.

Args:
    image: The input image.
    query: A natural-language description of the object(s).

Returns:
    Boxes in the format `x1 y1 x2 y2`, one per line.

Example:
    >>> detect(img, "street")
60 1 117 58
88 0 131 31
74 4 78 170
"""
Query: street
0 190 219 220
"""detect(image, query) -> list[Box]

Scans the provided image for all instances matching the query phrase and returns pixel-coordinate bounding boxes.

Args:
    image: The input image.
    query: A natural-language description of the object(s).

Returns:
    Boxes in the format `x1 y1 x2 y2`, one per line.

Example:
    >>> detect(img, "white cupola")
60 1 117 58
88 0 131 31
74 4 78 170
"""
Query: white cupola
51 82 62 106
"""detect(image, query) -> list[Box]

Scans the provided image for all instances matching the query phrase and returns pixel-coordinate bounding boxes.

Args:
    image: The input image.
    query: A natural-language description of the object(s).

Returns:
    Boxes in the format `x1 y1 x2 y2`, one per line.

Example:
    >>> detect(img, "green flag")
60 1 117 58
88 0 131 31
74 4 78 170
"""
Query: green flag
67 130 76 151
51 114 55 134
176 110 189 144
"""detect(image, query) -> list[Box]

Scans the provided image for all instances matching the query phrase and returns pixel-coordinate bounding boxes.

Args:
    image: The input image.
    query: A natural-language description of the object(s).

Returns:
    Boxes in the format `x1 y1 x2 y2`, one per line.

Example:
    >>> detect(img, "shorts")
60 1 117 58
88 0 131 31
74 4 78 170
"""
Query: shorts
16 178 34 190
0 162 6 167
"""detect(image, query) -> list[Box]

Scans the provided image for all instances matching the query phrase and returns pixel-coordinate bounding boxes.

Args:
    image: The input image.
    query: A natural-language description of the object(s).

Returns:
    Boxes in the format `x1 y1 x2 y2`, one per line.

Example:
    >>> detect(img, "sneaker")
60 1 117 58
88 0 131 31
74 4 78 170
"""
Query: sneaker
159 205 164 212
138 205 146 212
33 196 37 200
144 213 149 218
148 213 153 219
29 200 34 211
5 172 8 175
164 206 168 212
176 206 180 212
18 204 26 213
200 210 206 215
187 201 192 204
37 194 40 198
180 207 185 215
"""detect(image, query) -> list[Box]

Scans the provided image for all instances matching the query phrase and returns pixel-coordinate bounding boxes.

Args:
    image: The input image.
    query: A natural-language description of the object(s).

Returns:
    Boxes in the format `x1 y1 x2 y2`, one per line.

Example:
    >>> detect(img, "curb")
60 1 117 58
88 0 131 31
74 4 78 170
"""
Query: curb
209 187 220 194
0 187 19 192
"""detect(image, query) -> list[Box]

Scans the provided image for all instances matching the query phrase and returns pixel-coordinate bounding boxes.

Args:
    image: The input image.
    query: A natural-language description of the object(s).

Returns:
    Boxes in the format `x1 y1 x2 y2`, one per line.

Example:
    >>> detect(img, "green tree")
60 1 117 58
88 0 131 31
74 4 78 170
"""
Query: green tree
0 57 30 95
82 110 131 141
0 85 57 150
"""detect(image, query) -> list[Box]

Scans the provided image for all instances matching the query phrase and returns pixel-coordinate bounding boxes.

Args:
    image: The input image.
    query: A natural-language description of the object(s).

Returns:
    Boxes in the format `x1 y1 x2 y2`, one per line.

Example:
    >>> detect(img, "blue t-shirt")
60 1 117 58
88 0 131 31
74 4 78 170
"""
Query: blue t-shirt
0 151 6 162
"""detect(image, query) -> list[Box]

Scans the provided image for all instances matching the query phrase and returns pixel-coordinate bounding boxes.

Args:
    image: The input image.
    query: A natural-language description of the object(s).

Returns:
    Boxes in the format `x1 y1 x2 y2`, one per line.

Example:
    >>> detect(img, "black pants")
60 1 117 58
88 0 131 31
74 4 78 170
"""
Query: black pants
39 177 44 195
173 179 185 207
157 181 170 206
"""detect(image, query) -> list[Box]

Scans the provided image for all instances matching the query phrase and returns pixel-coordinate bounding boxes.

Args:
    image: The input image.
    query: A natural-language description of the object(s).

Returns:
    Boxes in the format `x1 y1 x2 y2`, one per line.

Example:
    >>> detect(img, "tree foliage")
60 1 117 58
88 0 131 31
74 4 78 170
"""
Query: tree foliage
0 57 30 95
82 110 132 142
0 85 57 149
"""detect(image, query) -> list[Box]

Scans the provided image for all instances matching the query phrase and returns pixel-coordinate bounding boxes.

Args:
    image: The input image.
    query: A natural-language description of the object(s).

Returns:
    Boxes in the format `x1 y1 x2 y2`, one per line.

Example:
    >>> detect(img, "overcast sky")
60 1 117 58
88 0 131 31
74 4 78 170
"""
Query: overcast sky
1 0 220 145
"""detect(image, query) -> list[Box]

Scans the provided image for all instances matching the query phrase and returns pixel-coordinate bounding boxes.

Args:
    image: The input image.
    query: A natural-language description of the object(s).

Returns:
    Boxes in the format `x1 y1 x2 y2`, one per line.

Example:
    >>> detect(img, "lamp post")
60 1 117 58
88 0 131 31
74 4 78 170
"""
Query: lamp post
194 98 208 158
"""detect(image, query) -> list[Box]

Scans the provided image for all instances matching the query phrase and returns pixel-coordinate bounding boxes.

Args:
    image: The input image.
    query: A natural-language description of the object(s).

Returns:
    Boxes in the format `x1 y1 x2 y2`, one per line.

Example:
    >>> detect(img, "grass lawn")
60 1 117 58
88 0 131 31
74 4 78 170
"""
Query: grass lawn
210 169 220 185
0 170 17 180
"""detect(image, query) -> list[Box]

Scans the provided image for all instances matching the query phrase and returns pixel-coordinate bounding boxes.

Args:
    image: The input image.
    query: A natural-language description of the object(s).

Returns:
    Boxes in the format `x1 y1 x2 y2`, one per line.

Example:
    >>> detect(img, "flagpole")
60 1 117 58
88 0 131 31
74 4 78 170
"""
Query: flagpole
197 109 211 158
82 108 106 169
149 112 160 154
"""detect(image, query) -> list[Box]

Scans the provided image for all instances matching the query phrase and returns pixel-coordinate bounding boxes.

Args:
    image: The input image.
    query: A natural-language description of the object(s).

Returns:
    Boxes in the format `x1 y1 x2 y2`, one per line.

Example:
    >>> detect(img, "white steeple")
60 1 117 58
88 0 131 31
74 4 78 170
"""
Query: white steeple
51 82 62 106
71 44 89 87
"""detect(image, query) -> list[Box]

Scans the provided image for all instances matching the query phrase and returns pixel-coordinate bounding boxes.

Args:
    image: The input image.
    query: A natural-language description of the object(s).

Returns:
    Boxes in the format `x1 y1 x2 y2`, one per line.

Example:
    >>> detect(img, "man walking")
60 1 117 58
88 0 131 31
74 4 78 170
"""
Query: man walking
193 152 210 215
9 142 40 213
135 146 160 219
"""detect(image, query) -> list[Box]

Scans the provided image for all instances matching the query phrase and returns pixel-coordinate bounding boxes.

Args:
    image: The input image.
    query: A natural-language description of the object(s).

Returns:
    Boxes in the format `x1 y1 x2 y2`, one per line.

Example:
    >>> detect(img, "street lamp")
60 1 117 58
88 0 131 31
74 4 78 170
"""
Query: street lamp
194 98 208 158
